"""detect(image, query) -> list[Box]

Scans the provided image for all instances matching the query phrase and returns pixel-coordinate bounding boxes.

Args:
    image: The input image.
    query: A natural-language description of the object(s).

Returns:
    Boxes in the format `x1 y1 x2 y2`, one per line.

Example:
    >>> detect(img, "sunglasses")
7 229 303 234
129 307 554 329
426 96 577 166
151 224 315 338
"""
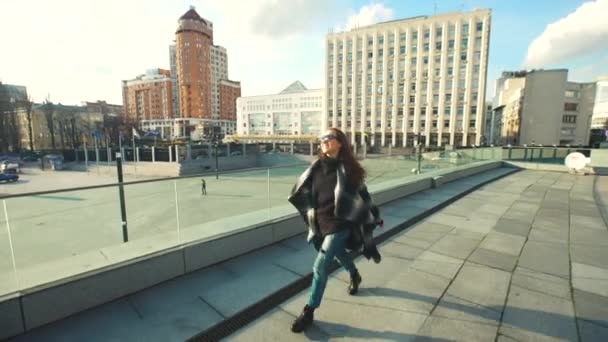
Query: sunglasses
319 134 338 143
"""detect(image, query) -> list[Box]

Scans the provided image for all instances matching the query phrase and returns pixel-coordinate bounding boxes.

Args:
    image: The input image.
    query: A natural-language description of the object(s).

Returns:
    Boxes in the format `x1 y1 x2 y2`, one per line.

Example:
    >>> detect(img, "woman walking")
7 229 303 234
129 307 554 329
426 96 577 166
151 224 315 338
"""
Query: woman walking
288 128 382 333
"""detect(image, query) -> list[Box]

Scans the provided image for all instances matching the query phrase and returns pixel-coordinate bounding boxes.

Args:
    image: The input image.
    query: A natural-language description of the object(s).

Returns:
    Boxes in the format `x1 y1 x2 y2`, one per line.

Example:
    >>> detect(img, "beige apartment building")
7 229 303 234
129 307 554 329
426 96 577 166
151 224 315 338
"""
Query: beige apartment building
324 9 491 148
122 69 173 122
493 69 595 146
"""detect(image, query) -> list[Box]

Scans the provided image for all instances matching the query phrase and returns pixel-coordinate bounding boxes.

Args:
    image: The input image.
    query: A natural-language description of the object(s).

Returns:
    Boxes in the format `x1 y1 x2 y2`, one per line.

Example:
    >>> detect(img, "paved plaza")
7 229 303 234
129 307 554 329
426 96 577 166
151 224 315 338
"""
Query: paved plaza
7 168 608 341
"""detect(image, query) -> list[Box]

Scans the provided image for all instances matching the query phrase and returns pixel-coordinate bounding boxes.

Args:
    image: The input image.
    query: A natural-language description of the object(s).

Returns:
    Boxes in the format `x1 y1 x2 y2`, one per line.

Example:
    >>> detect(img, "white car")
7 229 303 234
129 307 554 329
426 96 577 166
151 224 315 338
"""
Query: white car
0 160 21 173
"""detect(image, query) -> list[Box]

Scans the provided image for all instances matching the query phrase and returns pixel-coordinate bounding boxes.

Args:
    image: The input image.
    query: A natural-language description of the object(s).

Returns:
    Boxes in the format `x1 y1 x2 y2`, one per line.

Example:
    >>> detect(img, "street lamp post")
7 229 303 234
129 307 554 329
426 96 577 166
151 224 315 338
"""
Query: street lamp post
214 140 219 180
416 132 423 174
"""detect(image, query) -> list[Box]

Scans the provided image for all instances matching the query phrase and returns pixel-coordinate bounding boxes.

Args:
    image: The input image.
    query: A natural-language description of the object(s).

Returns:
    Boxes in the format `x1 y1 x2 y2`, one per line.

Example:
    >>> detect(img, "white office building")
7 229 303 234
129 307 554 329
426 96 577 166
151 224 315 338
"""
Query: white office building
591 76 608 129
236 81 324 142
324 9 491 147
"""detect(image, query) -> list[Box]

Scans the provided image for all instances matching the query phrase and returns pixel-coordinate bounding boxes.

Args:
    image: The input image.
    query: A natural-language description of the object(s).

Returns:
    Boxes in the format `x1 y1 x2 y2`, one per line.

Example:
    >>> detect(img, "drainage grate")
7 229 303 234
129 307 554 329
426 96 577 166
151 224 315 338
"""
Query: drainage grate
188 168 519 341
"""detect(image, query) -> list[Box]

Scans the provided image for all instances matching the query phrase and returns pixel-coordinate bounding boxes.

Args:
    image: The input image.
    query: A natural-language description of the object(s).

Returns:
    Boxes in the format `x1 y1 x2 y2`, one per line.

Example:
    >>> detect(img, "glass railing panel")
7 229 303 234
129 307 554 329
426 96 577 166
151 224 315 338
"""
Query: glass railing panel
176 169 271 243
269 165 306 218
4 187 123 291
0 201 19 296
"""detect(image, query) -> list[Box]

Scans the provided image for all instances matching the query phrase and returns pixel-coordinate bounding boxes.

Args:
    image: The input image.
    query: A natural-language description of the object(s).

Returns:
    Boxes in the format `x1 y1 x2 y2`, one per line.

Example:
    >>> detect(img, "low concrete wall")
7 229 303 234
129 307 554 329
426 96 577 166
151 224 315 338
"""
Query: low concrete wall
0 296 23 338
434 161 503 186
179 155 258 175
590 149 608 175
86 162 181 177
0 161 503 339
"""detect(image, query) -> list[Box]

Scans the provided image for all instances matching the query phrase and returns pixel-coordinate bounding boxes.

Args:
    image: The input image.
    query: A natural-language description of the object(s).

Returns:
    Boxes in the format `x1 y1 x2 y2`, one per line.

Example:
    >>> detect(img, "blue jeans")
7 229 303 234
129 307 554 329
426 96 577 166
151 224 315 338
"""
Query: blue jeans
308 229 358 309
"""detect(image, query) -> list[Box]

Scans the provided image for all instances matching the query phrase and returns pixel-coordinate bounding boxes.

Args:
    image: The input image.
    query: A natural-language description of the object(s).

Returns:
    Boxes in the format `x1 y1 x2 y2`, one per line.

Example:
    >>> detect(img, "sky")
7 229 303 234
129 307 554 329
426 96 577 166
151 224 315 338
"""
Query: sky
0 0 607 105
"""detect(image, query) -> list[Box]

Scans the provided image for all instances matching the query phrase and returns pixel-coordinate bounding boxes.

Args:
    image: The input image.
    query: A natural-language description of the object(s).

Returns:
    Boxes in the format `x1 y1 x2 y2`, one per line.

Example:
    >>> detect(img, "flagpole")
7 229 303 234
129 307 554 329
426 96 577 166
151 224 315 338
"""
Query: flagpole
132 130 137 177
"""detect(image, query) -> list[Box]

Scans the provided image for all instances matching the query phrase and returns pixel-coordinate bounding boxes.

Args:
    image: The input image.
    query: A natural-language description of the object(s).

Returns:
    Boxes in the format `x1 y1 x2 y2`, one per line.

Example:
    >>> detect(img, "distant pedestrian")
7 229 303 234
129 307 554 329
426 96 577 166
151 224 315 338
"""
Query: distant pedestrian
201 178 207 195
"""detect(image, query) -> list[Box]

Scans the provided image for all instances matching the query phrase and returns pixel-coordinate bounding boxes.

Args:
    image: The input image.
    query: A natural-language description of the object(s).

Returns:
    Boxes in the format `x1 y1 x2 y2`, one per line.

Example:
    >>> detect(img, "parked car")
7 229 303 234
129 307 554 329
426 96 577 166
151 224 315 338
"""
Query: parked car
0 173 19 183
22 155 39 162
42 155 64 171
230 150 242 156
0 160 21 174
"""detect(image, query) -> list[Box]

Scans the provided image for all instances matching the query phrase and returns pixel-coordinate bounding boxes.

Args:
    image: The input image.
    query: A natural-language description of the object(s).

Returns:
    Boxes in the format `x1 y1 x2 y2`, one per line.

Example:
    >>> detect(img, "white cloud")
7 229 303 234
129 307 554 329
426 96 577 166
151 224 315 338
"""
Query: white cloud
569 56 608 82
341 3 394 31
249 0 333 38
524 0 608 68
0 0 181 104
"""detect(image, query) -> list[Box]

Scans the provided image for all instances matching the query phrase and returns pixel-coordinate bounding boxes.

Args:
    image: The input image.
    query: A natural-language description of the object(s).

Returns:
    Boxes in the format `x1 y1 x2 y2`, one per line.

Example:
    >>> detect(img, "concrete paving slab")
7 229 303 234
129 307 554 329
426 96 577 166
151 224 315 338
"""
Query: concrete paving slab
511 267 571 300
273 247 317 276
382 206 426 220
306 298 429 341
519 241 570 279
468 248 518 272
431 293 501 326
502 210 536 224
528 226 569 244
406 221 455 234
570 205 602 218
392 235 435 250
358 267 453 315
573 289 608 328
226 307 330 341
409 251 464 280
9 299 142 342
379 241 425 260
571 244 608 269
199 263 300 317
129 265 236 318
414 316 499 342
573 278 608 298
450 217 497 235
478 232 526 256
334 255 412 290
137 298 225 342
446 263 510 310
510 202 541 213
492 218 532 237
401 231 449 244
535 208 569 222
425 213 470 229
500 285 578 342
496 333 520 342
278 233 308 251
572 262 608 280
447 228 485 241
570 214 606 231
579 319 608 342
571 227 608 246
429 235 481 260
378 213 409 232
572 262 608 297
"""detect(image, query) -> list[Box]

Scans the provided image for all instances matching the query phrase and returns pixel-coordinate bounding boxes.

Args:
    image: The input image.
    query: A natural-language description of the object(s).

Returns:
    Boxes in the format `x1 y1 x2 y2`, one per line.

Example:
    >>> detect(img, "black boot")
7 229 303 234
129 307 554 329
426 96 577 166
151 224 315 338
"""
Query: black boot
348 270 362 295
291 305 314 333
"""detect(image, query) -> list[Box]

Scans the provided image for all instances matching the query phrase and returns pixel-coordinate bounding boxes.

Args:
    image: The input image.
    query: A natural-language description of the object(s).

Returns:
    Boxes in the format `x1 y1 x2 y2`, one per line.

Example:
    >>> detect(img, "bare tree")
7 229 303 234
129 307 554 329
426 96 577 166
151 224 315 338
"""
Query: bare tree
0 84 22 152
23 92 34 151
43 97 56 150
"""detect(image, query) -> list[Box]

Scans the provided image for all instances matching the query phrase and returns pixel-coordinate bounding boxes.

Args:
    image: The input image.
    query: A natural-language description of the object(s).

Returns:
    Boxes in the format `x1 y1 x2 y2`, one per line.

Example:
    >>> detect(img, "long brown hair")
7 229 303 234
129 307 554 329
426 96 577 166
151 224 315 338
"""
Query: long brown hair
318 128 366 187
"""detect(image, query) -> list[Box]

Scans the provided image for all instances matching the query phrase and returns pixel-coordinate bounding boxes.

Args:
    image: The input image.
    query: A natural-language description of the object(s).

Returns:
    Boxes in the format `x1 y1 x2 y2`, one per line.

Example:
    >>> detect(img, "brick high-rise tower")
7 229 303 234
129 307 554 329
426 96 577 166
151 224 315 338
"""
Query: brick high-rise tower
175 6 213 119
